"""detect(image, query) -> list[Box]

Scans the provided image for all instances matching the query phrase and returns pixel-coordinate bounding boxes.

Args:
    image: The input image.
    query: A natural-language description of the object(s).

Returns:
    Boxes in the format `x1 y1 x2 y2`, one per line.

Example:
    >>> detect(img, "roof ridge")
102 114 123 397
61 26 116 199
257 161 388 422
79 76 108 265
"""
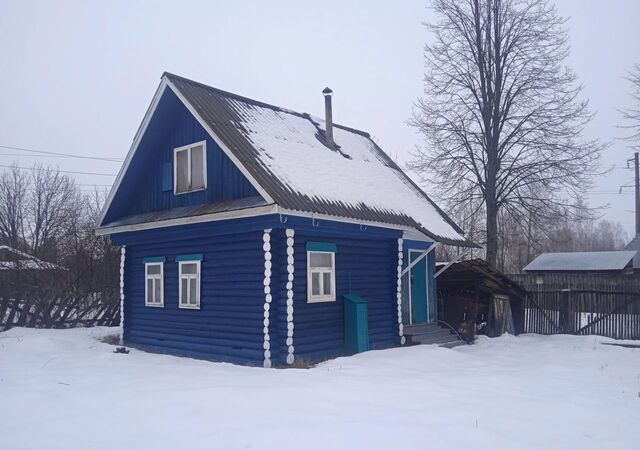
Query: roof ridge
163 72 372 137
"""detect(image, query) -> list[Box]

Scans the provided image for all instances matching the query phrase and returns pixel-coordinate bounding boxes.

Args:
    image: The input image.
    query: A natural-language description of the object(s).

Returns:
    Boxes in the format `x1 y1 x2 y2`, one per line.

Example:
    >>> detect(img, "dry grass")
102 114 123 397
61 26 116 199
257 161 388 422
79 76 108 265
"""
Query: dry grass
288 357 319 369
100 334 120 346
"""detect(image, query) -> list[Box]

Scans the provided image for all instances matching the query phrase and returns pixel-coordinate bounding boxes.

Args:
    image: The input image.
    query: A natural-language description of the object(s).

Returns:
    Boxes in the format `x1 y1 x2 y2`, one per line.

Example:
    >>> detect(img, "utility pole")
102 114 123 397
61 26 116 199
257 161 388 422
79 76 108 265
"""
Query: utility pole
634 152 640 236
623 152 640 236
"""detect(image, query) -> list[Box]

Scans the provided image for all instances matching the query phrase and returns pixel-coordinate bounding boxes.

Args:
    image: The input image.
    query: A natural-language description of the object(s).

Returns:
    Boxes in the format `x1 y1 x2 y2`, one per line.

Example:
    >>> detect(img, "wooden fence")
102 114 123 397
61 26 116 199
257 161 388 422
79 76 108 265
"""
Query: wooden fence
0 294 120 331
510 273 640 340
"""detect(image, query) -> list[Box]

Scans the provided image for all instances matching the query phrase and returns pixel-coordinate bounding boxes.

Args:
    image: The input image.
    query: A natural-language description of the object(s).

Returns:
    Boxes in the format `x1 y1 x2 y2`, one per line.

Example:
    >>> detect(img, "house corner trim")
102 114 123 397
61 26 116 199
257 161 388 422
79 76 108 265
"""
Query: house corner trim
119 245 126 345
262 229 273 368
285 228 295 365
396 238 405 345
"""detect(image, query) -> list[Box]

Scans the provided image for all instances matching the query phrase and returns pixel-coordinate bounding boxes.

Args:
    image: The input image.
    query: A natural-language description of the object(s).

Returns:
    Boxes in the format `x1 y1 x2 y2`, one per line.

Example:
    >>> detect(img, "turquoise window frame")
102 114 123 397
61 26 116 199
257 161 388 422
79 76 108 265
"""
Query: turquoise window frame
306 242 337 303
306 242 337 253
143 256 166 263
175 254 204 262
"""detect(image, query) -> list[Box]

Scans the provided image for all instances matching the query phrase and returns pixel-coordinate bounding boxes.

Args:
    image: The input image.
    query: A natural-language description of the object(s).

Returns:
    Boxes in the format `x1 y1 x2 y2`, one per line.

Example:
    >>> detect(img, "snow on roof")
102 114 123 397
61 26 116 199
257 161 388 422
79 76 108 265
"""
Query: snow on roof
163 73 473 246
523 251 638 272
228 101 464 242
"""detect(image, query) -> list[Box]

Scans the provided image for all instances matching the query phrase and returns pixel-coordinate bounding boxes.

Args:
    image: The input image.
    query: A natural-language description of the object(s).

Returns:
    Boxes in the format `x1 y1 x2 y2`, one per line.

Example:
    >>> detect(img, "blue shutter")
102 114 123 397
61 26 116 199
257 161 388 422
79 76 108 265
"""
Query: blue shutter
162 162 172 192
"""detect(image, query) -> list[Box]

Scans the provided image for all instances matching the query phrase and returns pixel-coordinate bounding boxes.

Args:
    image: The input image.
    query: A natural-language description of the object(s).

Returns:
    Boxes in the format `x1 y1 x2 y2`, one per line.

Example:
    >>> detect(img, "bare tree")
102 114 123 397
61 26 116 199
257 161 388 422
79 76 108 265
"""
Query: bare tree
27 164 83 260
620 63 640 147
0 164 120 330
409 0 603 268
0 164 29 249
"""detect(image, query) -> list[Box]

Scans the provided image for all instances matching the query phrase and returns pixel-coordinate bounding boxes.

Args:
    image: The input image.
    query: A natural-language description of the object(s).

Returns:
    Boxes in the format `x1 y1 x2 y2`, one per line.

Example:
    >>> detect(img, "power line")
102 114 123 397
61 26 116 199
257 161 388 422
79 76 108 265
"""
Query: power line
0 144 124 163
0 164 117 177
0 152 117 160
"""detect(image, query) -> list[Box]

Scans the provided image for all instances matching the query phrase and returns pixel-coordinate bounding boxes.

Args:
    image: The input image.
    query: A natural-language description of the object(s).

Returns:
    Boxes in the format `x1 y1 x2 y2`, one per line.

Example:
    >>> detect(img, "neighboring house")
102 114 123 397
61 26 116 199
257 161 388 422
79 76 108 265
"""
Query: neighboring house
96 72 475 366
0 246 63 272
523 251 638 275
0 245 65 300
624 235 640 269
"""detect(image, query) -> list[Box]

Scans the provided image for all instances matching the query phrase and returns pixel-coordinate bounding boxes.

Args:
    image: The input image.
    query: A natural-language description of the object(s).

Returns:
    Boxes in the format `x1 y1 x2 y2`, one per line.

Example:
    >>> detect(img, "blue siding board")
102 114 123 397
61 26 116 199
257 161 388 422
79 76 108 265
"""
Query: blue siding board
123 227 266 363
104 88 259 225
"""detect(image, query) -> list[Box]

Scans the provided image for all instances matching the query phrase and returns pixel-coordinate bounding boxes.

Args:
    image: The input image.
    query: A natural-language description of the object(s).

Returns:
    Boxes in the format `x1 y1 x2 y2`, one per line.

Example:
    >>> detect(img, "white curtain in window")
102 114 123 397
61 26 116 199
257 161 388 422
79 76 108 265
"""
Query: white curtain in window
191 144 205 190
176 149 189 193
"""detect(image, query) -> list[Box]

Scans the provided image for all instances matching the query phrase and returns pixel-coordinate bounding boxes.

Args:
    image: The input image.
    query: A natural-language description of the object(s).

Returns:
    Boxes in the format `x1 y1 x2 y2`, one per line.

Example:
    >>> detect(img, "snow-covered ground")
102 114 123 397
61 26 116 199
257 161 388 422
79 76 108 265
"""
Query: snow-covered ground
1 328 638 450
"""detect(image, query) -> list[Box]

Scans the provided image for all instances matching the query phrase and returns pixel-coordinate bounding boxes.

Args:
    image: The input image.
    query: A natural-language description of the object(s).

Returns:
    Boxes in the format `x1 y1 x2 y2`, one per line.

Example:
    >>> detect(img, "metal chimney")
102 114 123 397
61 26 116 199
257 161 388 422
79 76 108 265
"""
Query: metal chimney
323 87 334 147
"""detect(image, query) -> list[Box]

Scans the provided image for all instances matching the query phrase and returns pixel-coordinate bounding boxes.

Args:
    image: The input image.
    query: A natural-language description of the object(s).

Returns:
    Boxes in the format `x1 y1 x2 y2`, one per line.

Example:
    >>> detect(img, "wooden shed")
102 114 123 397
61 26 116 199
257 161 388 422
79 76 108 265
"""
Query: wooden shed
436 259 526 338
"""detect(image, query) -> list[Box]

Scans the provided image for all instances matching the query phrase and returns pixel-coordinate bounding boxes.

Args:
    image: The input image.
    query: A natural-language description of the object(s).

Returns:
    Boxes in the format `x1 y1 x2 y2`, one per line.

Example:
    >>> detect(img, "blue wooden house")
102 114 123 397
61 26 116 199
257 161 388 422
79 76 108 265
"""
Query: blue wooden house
96 73 475 366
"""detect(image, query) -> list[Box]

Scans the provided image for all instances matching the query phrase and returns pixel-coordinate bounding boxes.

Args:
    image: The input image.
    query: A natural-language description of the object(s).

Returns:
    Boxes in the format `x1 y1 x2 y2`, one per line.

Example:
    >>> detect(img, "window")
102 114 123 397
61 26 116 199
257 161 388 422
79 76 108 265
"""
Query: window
179 261 201 309
307 251 336 303
145 262 164 307
174 141 207 194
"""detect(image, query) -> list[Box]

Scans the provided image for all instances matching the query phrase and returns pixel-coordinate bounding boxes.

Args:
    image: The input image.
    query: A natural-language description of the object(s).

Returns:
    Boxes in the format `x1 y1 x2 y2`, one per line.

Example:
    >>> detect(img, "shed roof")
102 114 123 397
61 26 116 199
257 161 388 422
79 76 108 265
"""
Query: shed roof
98 73 475 246
523 251 638 272
436 259 526 298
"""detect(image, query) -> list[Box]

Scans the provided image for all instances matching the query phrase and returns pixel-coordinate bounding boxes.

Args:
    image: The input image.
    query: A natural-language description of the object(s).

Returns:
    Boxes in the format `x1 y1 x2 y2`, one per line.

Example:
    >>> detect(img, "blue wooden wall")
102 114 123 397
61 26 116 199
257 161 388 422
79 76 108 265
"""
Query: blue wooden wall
121 226 266 364
114 214 404 365
269 221 402 365
103 87 259 225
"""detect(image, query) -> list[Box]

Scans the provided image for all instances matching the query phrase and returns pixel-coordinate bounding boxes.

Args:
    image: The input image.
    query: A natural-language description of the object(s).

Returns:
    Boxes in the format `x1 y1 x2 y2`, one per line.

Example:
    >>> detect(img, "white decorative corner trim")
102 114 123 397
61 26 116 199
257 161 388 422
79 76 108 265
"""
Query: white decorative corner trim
262 229 273 368
397 238 405 345
119 245 126 345
285 228 295 365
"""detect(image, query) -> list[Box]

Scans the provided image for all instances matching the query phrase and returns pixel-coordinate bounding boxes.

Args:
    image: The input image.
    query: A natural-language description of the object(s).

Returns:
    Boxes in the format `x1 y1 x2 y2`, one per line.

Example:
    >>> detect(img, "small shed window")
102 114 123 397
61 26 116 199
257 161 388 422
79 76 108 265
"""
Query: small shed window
174 141 207 194
307 245 336 303
145 262 164 307
178 261 201 309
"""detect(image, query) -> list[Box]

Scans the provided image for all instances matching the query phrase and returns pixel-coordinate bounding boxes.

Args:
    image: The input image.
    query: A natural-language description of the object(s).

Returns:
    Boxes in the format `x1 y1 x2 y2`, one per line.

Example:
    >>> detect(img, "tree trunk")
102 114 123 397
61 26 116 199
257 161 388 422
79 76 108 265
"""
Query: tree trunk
486 199 498 268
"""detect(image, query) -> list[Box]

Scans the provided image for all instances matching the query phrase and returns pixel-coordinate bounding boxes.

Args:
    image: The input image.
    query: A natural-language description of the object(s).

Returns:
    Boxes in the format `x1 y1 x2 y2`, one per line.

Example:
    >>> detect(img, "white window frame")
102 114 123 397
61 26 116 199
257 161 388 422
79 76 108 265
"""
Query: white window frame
173 140 207 195
144 262 164 307
307 251 336 303
178 260 201 309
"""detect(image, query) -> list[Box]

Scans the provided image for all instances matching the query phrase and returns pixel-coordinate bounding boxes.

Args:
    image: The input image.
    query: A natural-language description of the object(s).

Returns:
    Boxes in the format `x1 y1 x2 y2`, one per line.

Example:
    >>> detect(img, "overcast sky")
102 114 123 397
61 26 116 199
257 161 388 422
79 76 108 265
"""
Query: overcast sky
1 0 638 236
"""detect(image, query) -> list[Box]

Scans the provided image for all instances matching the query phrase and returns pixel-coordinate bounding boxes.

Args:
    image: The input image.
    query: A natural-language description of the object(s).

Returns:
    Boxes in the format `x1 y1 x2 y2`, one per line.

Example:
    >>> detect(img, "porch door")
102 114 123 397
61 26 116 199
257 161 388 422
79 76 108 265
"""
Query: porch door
409 250 428 324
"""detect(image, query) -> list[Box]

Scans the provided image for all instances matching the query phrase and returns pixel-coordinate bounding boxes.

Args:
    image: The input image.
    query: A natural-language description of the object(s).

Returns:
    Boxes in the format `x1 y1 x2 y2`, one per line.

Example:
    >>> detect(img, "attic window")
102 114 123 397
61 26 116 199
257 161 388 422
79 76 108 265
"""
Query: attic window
174 141 207 194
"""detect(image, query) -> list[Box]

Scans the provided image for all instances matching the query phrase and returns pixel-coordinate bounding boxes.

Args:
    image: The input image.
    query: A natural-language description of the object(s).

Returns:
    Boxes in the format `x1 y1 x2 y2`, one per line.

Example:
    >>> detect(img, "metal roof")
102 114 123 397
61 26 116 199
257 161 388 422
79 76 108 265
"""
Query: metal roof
523 251 638 272
99 196 269 230
162 73 475 247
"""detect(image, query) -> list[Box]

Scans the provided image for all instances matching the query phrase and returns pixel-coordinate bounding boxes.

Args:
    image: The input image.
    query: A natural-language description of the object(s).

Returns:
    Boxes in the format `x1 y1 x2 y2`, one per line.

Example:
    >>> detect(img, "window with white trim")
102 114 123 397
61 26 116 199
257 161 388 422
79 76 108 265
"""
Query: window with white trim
307 251 336 303
174 141 206 194
179 261 201 309
145 262 164 307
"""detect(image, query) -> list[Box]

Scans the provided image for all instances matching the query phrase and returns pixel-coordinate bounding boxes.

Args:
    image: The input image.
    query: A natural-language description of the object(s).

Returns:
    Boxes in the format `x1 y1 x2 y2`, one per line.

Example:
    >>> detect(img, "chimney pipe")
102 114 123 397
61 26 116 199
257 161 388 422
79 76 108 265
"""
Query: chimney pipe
323 87 334 147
